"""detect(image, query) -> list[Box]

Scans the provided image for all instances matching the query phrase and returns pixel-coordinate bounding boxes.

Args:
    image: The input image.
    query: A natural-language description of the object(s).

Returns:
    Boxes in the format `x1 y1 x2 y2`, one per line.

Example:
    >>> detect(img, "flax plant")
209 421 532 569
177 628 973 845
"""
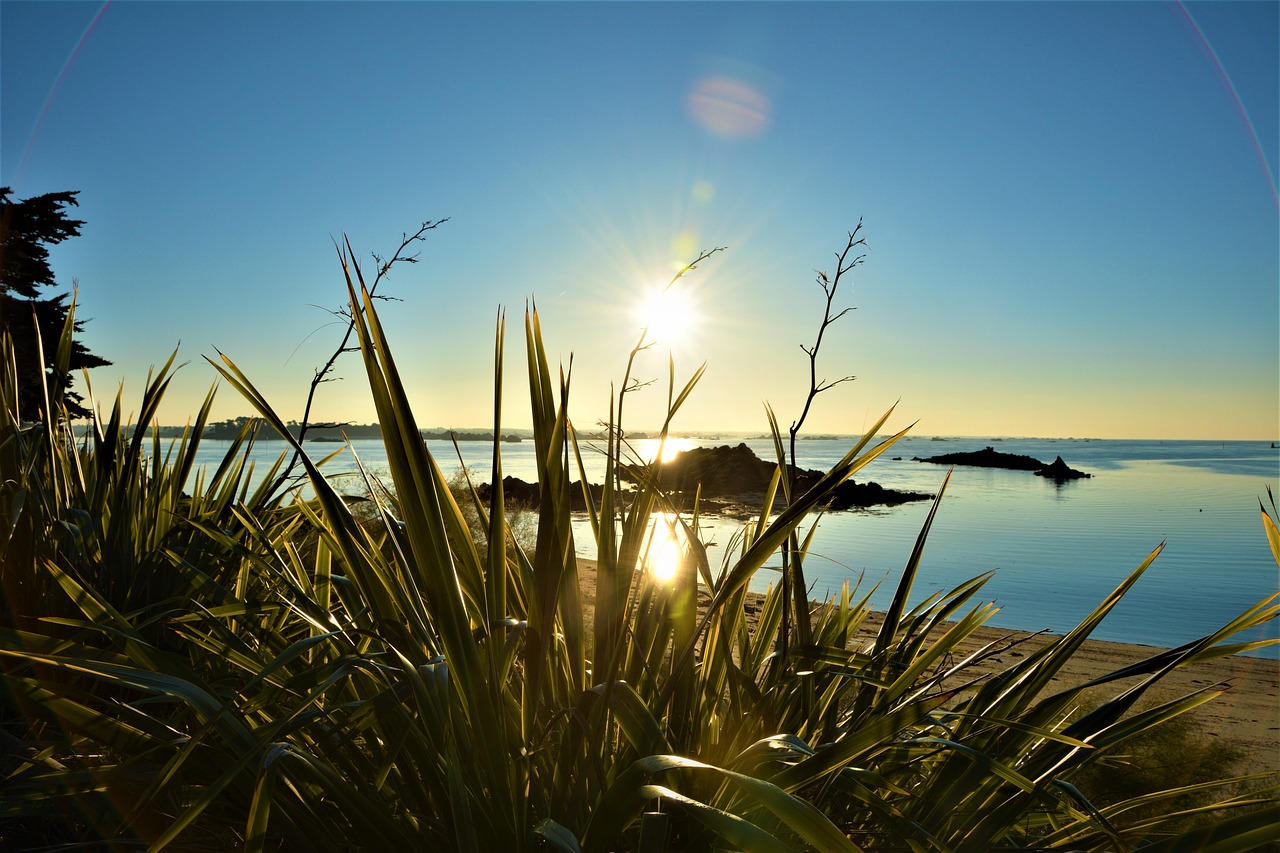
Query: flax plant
0 301 318 847
1 242 1276 851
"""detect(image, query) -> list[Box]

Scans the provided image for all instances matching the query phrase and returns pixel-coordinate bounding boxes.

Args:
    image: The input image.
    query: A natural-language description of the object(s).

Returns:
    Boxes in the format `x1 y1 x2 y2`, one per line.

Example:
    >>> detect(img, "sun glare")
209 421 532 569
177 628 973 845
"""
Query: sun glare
643 515 684 584
637 286 696 346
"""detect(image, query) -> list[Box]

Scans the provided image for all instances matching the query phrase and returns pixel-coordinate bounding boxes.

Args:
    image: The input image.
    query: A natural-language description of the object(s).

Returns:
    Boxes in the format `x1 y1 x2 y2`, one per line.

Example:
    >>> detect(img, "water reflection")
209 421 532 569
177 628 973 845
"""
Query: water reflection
626 436 698 464
640 512 685 584
183 436 1278 655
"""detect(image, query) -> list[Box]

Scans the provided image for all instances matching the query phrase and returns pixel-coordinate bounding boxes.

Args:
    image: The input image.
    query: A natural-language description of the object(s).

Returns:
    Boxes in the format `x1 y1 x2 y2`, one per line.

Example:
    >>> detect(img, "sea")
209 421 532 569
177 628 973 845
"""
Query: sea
185 435 1280 658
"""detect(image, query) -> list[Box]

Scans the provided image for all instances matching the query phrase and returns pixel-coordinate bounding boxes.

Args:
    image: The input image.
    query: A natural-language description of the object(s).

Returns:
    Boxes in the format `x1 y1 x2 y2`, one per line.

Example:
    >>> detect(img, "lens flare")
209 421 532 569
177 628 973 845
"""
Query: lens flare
1174 1 1277 210
691 180 715 204
686 75 771 138
671 231 699 263
16 2 114 189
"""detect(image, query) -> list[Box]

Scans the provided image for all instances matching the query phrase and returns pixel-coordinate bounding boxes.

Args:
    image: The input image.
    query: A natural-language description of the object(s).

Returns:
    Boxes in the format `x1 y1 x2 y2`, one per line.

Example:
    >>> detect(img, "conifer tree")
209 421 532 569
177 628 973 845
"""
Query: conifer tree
0 187 109 419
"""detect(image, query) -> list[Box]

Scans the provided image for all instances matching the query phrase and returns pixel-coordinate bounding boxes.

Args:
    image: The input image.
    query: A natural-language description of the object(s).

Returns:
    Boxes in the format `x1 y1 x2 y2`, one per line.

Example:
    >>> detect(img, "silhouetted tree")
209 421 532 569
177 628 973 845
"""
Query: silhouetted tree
0 187 109 419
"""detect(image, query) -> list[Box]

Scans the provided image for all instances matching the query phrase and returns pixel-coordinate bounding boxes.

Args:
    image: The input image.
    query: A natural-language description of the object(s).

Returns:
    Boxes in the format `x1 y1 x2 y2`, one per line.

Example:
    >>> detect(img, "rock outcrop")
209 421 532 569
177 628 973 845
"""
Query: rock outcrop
625 443 933 513
1035 456 1091 482
915 446 1090 482
914 446 1044 471
475 477 602 511
471 443 934 517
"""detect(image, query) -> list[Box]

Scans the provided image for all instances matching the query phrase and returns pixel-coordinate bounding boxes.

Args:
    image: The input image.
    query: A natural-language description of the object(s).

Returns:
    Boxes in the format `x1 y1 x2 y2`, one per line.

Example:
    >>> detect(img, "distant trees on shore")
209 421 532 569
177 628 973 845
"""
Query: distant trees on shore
143 417 523 443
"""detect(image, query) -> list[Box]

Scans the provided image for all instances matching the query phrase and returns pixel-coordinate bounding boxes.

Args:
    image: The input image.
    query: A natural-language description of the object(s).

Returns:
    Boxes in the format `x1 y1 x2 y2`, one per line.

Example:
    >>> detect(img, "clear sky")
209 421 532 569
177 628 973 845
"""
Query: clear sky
3 1 1276 440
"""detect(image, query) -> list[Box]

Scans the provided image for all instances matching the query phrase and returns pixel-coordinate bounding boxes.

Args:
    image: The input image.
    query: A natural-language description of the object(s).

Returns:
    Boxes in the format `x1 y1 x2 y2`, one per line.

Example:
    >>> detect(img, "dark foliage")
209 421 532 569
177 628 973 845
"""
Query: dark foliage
0 187 109 419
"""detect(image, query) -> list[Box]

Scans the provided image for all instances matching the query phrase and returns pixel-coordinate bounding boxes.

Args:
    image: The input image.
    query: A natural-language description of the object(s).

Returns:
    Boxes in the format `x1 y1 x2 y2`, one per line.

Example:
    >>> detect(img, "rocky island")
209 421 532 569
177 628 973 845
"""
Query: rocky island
914 446 1091 482
475 443 933 518
626 443 932 512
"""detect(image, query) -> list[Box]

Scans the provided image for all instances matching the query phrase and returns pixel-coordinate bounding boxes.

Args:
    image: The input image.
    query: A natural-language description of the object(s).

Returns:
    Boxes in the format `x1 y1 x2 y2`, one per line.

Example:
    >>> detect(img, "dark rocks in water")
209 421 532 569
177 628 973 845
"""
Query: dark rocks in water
915 446 1044 471
825 479 931 511
637 443 773 496
1035 456 1091 482
475 476 602 512
626 442 933 510
915 446 1091 482
470 443 934 516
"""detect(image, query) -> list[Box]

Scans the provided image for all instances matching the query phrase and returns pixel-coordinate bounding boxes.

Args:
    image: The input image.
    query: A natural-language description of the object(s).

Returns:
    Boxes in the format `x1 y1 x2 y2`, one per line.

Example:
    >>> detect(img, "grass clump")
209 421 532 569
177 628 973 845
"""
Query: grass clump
0 235 1276 851
1069 706 1249 823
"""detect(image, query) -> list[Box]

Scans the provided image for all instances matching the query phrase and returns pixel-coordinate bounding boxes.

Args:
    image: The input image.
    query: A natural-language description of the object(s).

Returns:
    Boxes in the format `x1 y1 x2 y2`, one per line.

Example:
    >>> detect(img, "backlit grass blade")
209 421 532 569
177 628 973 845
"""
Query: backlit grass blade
774 693 953 792
1262 486 1280 566
709 411 906 613
487 309 508 627
1100 797 1280 853
874 469 951 658
244 744 285 853
534 818 584 853
631 754 866 853
640 784 788 852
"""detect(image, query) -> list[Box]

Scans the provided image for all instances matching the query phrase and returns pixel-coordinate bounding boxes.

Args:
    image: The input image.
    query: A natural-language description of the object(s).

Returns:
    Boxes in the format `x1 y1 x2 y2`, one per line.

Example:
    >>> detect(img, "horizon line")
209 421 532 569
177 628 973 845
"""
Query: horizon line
107 422 1279 443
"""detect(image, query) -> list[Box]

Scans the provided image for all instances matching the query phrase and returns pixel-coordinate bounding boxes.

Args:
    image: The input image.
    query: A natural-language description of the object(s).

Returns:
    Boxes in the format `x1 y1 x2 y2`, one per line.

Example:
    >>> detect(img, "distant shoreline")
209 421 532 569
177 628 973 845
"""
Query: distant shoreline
110 422 530 442
91 425 1280 444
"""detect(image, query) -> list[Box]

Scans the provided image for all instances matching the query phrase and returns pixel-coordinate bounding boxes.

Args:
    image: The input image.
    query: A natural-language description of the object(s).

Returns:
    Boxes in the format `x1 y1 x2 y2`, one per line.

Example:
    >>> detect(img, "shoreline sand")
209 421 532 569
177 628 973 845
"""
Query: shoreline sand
575 559 1279 775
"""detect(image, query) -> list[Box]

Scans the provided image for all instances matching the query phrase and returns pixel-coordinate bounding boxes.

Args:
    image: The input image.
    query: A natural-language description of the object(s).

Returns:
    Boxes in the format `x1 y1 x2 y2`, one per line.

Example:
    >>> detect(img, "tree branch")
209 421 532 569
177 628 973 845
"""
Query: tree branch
614 246 726 473
265 218 449 500
778 220 867 673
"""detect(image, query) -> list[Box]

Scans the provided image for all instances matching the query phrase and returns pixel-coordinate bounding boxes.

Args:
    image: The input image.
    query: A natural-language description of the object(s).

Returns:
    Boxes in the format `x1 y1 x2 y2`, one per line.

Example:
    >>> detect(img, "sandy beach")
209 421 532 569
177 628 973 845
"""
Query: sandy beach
883 616 1280 775
575 559 1279 775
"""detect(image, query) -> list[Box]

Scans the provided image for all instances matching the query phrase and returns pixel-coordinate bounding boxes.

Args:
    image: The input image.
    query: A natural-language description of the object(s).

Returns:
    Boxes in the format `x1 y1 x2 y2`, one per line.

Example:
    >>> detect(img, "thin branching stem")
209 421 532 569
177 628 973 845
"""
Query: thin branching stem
779 220 867 670
613 247 725 493
265 218 448 499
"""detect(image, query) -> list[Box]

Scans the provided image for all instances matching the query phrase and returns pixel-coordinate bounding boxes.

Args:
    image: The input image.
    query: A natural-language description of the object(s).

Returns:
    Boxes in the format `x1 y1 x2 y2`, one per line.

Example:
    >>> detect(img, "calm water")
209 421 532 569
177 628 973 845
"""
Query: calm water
187 435 1280 657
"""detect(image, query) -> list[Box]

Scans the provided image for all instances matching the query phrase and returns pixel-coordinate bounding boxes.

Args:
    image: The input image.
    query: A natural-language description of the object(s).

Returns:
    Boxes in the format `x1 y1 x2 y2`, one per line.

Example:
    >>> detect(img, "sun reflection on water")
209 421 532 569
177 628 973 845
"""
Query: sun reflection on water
642 512 685 584
629 436 697 463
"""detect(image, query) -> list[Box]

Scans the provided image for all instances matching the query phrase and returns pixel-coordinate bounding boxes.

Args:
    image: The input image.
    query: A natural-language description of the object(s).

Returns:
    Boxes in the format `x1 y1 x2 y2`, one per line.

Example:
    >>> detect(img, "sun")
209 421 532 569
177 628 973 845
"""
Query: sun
636 285 696 347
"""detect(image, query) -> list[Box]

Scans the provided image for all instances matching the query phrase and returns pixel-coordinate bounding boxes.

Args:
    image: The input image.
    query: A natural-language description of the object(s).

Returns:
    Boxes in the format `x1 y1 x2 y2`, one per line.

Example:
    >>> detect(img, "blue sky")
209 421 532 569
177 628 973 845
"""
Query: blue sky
3 1 1276 439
